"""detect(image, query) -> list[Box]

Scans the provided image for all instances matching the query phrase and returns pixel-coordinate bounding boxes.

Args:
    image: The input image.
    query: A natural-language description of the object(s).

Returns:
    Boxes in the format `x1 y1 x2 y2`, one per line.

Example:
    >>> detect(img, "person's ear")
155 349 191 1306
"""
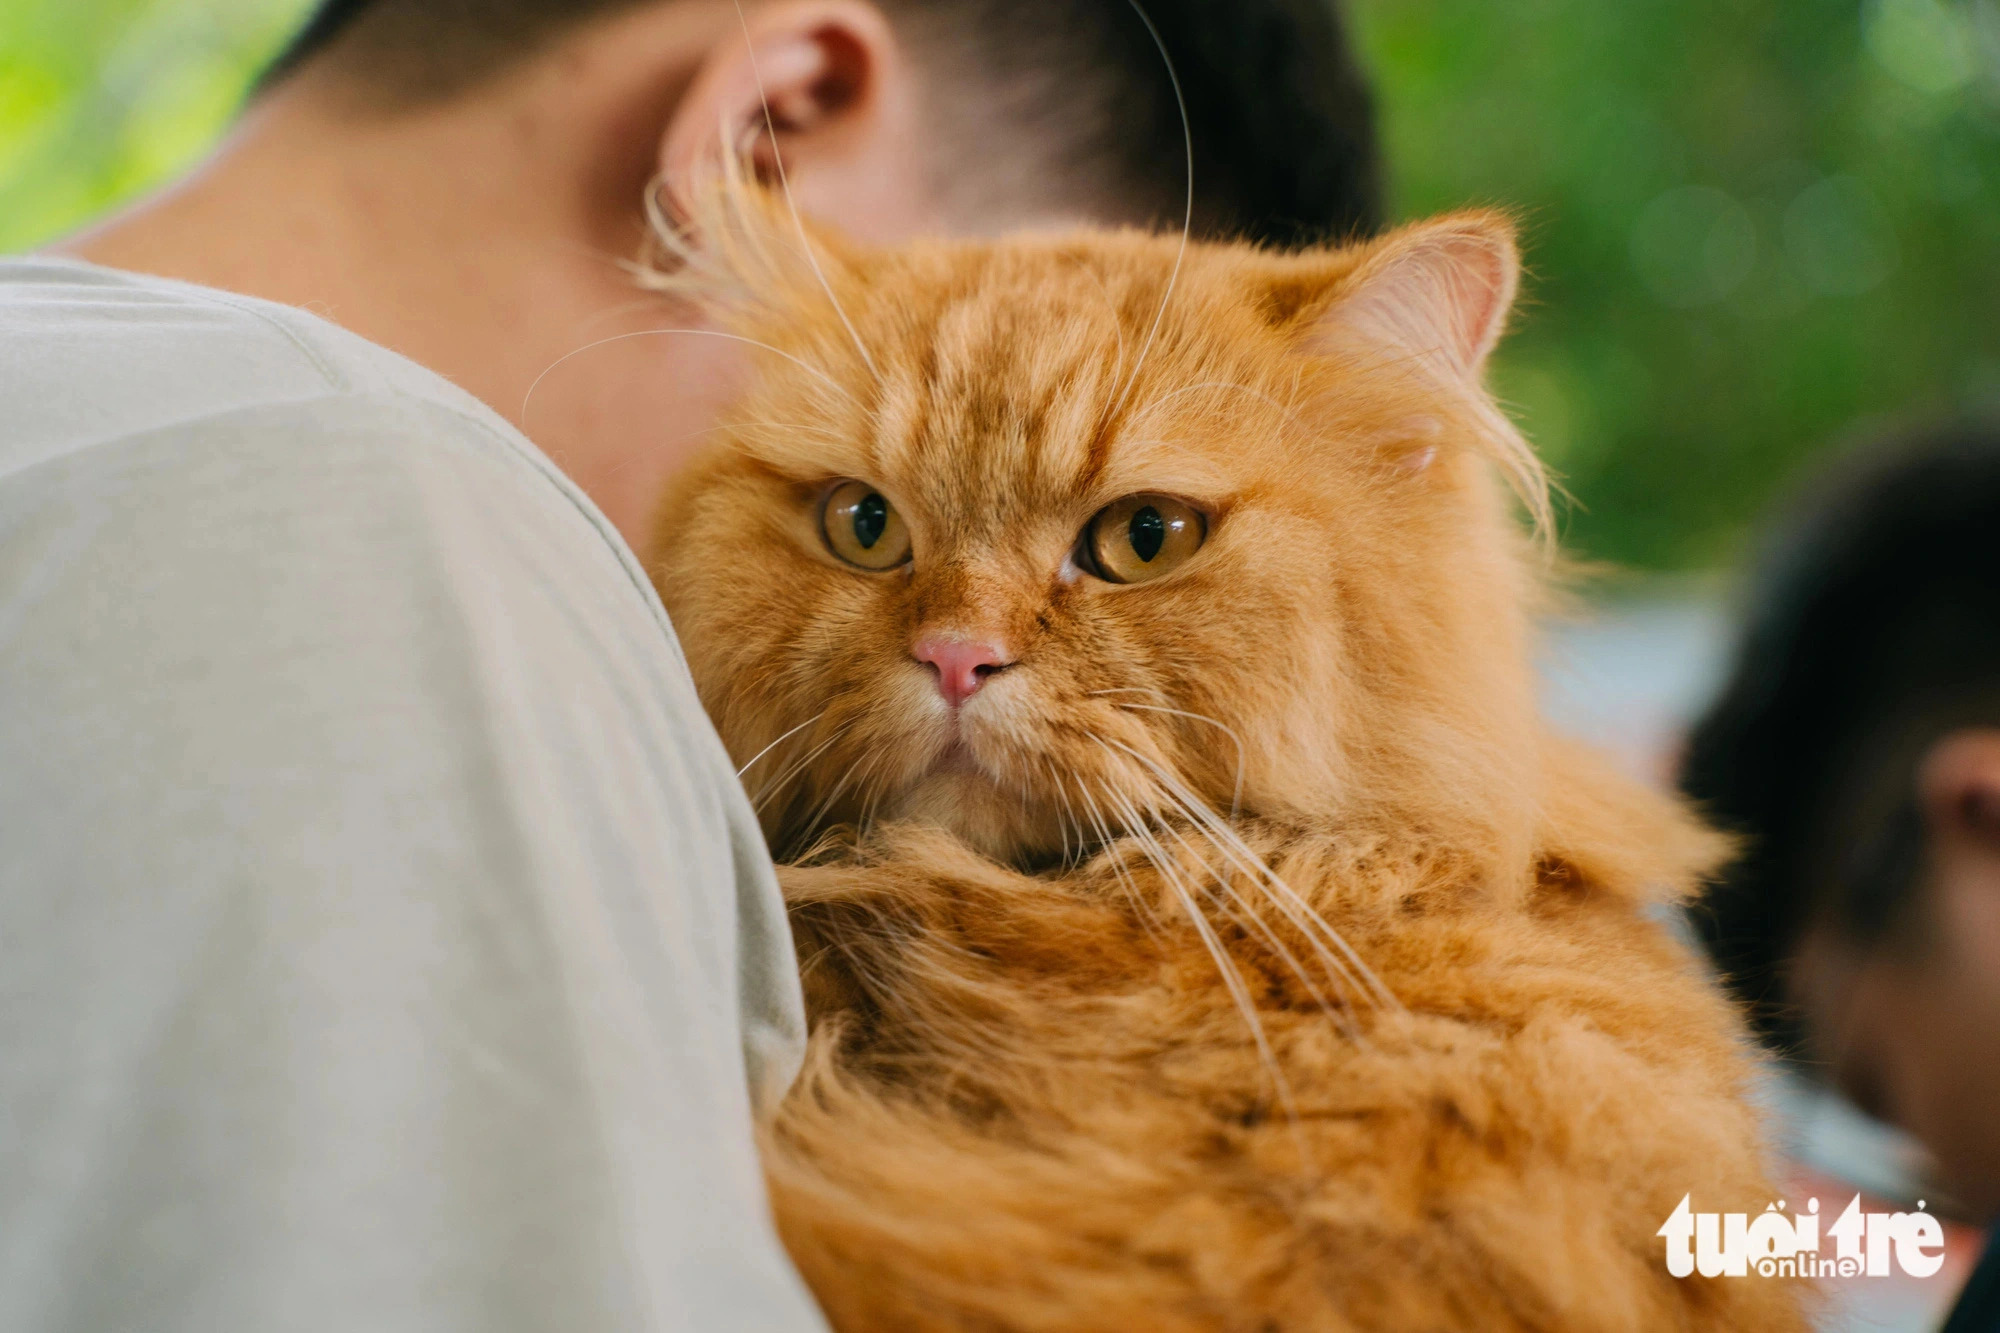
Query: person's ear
659 0 935 245
1917 728 2000 852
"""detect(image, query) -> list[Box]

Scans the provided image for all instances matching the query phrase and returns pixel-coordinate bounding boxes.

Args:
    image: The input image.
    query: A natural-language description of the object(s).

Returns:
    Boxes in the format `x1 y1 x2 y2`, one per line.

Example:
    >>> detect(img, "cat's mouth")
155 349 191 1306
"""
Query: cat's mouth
891 765 1060 867
930 739 982 776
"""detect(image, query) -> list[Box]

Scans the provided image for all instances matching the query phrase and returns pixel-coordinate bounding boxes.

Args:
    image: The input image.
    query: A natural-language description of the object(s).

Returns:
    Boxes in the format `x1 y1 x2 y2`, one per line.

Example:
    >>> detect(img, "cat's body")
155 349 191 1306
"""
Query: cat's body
767 814 1791 1332
646 190 1807 1330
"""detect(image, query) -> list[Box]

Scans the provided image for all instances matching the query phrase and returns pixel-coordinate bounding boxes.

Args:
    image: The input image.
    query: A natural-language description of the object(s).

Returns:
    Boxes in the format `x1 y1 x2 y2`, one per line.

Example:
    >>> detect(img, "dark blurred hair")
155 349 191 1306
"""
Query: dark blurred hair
1681 417 2000 1059
260 0 1382 248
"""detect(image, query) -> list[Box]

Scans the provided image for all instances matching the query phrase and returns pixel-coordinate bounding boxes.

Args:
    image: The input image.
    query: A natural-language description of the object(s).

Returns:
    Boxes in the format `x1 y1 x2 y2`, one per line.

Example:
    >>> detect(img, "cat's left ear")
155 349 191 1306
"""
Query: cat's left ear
1285 212 1521 384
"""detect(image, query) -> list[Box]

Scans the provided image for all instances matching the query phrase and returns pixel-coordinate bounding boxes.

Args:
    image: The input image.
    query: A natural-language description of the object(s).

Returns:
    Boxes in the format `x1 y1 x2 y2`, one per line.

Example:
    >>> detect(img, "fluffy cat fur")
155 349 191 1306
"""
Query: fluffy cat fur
643 184 1808 1331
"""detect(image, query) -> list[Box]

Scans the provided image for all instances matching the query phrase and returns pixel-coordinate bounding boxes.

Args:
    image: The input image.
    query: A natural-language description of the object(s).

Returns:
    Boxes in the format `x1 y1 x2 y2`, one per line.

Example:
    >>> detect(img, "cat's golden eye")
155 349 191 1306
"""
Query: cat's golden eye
1084 494 1206 584
821 480 912 570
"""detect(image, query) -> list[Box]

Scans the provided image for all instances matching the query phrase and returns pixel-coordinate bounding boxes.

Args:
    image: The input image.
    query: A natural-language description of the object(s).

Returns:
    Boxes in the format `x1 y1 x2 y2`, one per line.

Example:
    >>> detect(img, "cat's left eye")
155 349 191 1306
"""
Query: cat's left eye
1083 494 1207 584
821 480 913 570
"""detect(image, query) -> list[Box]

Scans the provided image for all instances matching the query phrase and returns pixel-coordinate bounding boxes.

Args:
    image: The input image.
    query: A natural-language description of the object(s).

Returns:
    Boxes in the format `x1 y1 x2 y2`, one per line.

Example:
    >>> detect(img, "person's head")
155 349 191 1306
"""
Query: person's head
71 0 1382 547
1682 417 2000 1220
259 0 1382 248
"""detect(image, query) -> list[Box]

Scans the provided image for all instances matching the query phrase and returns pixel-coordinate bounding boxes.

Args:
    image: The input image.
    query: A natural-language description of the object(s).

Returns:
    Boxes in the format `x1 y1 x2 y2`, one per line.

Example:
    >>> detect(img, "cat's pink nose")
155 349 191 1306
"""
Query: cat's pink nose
913 636 1014 707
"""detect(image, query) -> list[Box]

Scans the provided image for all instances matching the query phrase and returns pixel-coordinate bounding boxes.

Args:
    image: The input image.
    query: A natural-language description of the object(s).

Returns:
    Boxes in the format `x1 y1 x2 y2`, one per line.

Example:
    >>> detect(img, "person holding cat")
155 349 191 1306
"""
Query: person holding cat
0 0 1383 1329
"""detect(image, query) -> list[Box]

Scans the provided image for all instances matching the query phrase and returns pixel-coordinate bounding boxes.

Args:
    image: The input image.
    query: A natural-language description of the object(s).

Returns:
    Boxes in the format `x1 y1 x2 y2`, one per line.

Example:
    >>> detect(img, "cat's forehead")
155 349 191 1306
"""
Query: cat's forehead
842 251 1276 524
872 283 1119 506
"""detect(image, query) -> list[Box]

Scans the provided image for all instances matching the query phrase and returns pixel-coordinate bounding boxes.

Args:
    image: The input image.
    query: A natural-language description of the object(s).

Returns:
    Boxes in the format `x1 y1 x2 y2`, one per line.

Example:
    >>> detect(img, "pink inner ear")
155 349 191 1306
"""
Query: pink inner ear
1438 239 1515 370
1324 222 1520 380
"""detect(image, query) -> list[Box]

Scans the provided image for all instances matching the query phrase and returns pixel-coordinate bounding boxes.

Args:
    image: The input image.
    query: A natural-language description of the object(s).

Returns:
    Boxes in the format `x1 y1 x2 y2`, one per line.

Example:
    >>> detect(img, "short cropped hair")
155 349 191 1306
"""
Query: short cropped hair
261 0 1382 247
1681 418 2000 1058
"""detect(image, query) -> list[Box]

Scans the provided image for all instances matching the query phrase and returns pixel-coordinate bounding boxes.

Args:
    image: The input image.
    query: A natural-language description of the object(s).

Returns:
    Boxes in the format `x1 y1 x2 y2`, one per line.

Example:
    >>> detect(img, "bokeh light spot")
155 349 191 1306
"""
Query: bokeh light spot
1783 176 1900 297
1865 0 1978 96
1630 186 1759 308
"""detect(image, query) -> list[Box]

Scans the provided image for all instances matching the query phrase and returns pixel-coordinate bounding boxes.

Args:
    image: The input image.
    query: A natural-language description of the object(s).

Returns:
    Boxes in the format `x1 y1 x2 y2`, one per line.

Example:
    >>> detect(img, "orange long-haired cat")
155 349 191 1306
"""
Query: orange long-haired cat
643 182 1807 1331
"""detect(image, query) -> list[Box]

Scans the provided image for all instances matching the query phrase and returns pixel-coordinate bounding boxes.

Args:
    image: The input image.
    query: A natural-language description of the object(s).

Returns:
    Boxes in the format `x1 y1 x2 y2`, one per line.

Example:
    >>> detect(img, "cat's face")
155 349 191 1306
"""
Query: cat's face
651 208 1548 864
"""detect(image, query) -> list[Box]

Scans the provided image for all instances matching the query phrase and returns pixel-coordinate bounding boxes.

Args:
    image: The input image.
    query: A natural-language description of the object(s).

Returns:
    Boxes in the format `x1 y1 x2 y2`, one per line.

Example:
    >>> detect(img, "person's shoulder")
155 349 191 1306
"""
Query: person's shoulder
0 256 500 472
0 256 668 650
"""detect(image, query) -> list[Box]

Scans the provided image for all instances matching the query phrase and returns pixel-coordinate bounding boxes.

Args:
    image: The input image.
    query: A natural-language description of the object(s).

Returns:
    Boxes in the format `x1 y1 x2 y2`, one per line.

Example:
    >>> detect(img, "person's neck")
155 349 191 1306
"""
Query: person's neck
57 20 746 553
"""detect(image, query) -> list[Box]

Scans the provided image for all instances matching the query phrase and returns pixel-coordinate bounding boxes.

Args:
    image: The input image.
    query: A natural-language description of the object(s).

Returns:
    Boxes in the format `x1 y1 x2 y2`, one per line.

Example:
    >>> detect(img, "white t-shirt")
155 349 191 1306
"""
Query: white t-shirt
0 258 826 1332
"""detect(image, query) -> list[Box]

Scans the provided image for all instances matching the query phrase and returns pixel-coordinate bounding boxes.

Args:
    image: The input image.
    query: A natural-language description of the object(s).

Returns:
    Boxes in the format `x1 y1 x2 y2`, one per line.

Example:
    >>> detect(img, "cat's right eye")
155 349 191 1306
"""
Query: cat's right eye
821 480 913 571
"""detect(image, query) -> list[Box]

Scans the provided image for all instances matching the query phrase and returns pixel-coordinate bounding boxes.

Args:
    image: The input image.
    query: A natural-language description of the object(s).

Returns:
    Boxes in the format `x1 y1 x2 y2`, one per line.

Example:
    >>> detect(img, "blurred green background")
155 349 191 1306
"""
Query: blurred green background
4 0 1997 570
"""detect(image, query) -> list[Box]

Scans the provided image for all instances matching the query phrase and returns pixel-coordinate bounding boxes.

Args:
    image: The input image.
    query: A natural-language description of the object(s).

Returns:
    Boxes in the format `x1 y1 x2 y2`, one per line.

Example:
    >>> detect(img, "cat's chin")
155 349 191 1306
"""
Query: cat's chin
888 768 1065 868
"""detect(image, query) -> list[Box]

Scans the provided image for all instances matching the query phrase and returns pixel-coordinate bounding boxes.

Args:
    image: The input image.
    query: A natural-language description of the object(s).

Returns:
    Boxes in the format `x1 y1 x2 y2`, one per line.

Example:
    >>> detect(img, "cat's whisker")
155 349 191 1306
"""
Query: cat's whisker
1112 701 1248 821
1039 758 1078 868
598 419 850 485
738 710 829 779
861 743 908 841
1052 762 1099 870
1125 379 1304 441
815 731 910 852
821 922 892 1014
1104 0 1194 426
1142 792 1354 1031
1085 685 1169 701
1056 768 1079 868
855 752 896 844
824 746 885 824
1092 766 1309 1158
1104 737 1400 1012
1011 760 1038 839
520 326 859 431
719 419 850 443
1149 791 1360 1040
1073 777 1165 941
1091 758 1257 1001
728 0 882 388
1144 795 1382 1014
796 745 877 848
1110 758 1338 1003
750 731 835 809
752 723 853 815
570 292 679 337
1068 259 1129 379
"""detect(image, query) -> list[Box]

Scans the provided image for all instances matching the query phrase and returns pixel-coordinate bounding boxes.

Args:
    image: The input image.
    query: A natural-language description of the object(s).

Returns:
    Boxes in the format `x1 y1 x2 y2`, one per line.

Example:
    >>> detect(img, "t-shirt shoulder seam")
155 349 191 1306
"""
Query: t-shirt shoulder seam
162 285 355 394
177 386 661 617
163 385 685 665
377 391 686 662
